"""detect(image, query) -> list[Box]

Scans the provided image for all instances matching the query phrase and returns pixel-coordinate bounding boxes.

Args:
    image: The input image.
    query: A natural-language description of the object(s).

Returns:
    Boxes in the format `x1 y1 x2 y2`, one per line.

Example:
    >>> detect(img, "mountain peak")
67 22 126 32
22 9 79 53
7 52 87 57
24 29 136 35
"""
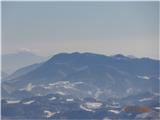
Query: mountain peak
112 54 129 60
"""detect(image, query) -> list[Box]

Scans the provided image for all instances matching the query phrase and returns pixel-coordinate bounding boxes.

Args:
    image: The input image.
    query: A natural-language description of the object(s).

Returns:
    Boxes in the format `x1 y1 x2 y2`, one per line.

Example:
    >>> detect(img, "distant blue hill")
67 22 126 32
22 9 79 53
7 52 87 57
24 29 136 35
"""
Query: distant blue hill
2 50 46 74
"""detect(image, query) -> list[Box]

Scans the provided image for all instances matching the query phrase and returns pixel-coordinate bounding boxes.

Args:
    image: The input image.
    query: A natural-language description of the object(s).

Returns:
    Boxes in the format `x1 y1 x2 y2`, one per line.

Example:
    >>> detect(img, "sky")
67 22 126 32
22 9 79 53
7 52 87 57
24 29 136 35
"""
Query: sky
2 1 159 59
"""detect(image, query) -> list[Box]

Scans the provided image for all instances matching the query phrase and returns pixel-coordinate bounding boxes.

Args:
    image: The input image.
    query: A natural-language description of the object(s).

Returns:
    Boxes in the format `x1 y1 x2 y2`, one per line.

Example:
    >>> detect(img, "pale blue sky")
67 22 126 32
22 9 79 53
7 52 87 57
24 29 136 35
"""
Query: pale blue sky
2 2 159 59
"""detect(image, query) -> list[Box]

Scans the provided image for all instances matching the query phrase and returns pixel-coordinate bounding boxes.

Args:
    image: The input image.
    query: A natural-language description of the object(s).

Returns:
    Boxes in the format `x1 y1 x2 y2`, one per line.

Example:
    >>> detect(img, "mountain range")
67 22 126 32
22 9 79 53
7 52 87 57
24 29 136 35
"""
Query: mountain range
1 52 160 119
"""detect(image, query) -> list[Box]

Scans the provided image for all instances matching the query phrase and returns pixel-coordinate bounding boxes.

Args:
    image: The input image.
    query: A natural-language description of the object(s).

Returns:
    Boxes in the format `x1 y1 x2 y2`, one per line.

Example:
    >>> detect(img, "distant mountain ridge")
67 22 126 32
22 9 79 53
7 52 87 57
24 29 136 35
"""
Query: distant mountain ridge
2 50 46 74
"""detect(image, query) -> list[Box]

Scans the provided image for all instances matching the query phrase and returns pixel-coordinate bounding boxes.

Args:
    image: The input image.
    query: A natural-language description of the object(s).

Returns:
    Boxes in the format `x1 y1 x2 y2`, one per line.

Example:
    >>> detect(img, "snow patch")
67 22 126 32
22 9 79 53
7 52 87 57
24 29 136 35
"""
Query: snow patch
49 81 70 86
153 92 160 96
48 83 56 86
44 110 56 118
108 110 121 114
49 97 56 100
137 76 150 80
7 100 20 104
136 113 151 119
106 105 121 109
63 84 74 89
87 91 92 95
139 98 152 102
80 104 93 112
56 91 65 95
66 98 74 102
25 83 34 91
23 100 35 104
44 86 51 89
19 88 25 91
73 82 84 85
155 107 160 110
126 88 134 94
85 102 102 109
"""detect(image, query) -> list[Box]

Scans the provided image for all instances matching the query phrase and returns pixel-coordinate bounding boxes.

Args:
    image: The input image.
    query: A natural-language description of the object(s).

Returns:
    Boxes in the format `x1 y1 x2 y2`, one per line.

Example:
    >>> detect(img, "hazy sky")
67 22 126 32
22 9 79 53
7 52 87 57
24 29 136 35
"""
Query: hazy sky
2 2 159 59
